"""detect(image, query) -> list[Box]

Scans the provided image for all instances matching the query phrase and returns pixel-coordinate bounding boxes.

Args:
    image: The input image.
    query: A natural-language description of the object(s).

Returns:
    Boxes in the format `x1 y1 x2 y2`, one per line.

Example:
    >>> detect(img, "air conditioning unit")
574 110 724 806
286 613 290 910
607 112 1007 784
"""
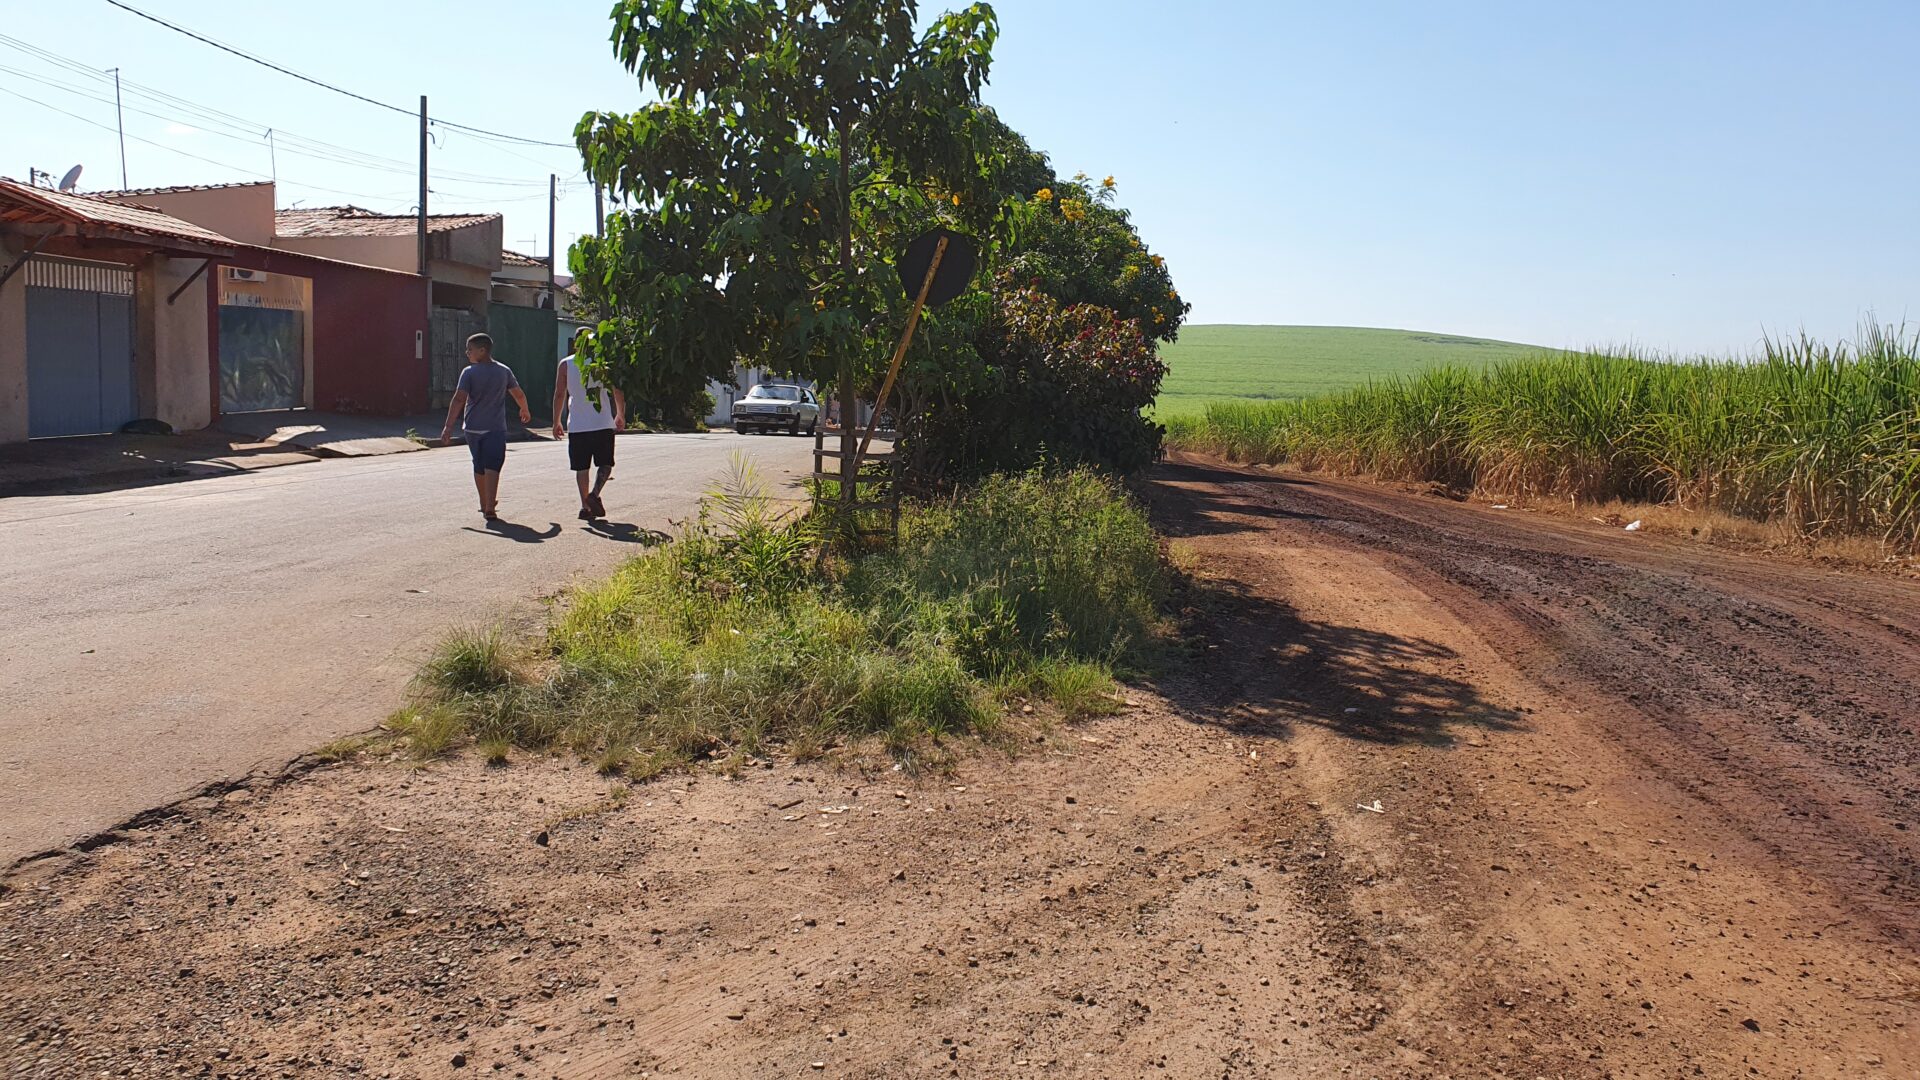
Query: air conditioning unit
225 267 266 283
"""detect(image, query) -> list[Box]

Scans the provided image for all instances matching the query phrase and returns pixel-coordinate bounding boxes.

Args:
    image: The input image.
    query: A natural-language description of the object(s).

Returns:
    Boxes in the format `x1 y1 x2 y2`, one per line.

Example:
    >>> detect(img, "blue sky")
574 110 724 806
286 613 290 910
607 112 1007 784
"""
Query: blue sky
6 1 1916 354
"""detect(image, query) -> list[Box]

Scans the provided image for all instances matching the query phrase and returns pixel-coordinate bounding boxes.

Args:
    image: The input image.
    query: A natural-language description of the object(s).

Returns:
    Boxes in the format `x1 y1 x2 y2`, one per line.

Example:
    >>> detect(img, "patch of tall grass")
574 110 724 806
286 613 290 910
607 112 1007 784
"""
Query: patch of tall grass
1165 324 1920 548
392 465 1168 769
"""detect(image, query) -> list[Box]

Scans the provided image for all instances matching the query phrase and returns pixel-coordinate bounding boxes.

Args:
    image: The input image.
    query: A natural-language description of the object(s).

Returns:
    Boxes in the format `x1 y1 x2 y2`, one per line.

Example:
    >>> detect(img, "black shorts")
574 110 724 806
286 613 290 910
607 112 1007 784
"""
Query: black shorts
567 429 616 471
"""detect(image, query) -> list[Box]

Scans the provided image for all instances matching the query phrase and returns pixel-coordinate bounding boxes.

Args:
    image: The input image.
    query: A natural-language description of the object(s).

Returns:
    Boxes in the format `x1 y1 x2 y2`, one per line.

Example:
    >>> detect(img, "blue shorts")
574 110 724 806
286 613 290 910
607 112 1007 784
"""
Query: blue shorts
467 429 507 474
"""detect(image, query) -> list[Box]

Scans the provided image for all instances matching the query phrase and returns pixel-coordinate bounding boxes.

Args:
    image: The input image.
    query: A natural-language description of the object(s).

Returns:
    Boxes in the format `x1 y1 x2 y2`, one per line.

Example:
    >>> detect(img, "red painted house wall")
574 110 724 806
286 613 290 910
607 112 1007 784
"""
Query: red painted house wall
210 247 428 417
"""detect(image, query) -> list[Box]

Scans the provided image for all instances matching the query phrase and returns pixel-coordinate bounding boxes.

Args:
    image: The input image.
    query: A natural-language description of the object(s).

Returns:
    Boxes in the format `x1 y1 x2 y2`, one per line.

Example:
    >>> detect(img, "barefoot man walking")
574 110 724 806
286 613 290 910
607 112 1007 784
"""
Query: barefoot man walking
440 333 531 522
552 329 626 521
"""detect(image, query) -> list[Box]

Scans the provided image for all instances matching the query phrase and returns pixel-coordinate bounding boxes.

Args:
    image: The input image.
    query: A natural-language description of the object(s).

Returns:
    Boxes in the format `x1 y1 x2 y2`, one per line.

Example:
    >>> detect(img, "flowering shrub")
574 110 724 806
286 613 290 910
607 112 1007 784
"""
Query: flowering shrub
896 286 1169 488
883 158 1184 489
1001 175 1189 344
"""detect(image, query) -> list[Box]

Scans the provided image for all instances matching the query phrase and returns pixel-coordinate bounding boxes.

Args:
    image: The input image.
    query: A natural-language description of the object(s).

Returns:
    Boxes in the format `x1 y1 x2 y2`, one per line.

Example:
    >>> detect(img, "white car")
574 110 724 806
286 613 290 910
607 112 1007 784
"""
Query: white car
731 383 820 435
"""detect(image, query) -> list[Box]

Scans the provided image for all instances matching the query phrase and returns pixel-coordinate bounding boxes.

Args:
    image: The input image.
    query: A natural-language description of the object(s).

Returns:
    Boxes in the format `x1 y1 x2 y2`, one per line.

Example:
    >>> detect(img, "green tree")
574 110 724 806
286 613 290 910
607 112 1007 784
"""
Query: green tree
890 172 1187 489
572 0 1002 461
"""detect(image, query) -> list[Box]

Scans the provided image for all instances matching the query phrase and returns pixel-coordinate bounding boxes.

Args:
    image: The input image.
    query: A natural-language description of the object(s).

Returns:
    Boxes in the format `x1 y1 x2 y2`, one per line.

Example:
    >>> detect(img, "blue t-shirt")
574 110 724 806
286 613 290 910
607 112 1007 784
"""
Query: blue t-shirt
456 360 520 434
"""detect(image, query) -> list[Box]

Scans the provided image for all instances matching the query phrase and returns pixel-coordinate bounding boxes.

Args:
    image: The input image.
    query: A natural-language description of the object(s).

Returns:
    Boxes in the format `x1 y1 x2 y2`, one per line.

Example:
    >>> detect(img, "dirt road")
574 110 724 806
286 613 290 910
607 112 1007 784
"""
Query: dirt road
2 456 1914 1078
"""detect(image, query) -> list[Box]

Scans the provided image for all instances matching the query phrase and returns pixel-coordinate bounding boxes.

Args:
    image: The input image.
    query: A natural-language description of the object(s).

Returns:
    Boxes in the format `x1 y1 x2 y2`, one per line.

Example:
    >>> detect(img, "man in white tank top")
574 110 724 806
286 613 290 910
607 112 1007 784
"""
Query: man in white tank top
551 329 627 521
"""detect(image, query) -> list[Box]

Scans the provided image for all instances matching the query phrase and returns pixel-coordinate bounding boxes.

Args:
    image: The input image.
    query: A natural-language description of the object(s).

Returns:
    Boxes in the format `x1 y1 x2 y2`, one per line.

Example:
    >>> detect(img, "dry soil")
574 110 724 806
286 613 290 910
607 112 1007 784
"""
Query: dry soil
3 456 1915 1079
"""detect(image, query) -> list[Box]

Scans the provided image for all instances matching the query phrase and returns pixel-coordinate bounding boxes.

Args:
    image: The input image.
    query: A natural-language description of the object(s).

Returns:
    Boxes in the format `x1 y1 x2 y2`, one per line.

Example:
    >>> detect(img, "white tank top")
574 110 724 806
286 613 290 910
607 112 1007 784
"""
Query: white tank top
558 356 616 432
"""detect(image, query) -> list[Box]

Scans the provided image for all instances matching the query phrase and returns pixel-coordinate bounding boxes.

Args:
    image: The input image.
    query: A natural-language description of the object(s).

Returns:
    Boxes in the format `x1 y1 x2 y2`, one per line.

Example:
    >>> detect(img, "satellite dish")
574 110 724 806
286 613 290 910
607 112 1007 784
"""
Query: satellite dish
56 165 82 193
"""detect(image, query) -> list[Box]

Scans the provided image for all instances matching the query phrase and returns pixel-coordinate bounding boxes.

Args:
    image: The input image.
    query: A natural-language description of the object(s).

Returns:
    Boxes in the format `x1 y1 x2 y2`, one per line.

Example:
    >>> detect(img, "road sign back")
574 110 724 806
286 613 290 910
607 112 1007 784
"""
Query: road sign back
897 228 979 308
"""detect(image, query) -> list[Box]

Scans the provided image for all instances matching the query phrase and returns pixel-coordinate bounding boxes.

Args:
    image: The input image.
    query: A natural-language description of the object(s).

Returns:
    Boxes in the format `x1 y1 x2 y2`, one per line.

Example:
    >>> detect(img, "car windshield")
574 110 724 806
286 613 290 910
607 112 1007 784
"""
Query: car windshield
747 385 803 401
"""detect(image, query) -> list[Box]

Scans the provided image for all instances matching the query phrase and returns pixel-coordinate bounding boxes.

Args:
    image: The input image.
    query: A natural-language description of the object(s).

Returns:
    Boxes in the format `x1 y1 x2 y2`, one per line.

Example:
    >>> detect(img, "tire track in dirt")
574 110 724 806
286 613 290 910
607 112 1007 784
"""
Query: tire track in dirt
1158 455 1920 947
1145 455 1920 1077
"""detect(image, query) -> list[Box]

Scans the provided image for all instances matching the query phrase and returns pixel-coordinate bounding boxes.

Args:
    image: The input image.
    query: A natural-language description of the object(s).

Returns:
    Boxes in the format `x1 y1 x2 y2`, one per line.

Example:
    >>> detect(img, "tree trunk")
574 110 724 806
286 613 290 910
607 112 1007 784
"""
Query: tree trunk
836 118 856 510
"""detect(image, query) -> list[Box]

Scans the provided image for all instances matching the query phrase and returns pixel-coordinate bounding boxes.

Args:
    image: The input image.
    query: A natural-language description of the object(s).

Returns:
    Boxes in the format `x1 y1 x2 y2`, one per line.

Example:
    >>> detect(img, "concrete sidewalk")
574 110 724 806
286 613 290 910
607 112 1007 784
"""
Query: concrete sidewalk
0 429 320 498
1 408 598 498
217 410 438 458
0 412 457 498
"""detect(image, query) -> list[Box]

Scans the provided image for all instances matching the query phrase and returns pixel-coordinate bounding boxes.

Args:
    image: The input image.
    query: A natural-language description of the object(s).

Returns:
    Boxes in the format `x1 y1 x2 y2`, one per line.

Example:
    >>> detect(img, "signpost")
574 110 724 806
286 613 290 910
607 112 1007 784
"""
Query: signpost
850 228 978 473
815 226 978 538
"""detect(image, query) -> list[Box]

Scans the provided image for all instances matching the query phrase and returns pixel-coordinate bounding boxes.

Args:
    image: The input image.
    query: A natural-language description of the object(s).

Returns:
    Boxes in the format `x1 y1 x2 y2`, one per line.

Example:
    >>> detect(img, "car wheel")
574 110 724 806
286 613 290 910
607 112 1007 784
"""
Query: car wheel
788 420 801 436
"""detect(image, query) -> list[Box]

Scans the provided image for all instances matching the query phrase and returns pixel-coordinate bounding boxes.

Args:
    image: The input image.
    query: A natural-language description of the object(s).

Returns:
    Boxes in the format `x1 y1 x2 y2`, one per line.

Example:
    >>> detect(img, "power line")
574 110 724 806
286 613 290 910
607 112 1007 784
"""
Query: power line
0 83 412 204
0 33 561 187
7 76 587 218
0 67 560 208
104 0 576 149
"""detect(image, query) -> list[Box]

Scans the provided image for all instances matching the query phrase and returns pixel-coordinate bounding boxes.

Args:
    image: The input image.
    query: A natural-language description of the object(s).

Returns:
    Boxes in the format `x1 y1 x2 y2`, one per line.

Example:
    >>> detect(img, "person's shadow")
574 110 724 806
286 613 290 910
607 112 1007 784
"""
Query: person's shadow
463 519 563 543
584 520 670 546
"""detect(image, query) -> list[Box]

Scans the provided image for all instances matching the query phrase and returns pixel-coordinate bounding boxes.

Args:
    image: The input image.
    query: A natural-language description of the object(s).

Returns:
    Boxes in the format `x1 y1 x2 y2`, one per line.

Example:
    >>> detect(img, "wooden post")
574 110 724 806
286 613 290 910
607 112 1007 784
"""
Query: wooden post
852 235 947 474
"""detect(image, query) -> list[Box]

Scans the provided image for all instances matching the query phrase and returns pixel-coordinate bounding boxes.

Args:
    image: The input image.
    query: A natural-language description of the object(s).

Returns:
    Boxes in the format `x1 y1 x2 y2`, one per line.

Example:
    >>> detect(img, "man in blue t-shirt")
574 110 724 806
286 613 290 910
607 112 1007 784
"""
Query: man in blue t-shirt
439 332 531 522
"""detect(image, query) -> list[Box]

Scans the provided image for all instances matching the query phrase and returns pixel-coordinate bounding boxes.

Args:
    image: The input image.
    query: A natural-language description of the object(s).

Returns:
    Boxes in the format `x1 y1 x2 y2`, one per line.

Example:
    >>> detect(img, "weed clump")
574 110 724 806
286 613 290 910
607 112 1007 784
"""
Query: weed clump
399 464 1167 769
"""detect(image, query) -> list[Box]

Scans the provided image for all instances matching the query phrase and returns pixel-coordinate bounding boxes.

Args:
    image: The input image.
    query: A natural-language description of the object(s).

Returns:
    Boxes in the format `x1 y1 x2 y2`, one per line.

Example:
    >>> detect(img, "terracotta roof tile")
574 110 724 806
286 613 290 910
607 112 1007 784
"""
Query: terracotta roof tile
275 205 500 238
0 178 236 249
97 181 274 198
500 249 548 267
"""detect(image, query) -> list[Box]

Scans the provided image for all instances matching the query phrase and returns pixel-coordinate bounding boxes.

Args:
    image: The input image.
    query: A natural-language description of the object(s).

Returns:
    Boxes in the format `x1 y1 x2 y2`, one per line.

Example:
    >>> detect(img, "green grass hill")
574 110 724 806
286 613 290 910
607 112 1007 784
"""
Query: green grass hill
1153 325 1543 419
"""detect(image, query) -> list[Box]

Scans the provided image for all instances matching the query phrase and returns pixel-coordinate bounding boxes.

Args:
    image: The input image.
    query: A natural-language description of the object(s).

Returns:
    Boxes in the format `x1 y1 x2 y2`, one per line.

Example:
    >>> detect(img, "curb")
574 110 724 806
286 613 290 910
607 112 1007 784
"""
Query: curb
0 453 323 499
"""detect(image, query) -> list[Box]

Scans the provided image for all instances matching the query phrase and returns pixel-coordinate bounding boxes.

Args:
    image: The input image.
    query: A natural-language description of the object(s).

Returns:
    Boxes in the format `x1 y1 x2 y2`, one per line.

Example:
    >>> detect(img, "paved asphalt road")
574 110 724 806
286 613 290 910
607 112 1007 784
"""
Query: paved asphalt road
0 433 817 866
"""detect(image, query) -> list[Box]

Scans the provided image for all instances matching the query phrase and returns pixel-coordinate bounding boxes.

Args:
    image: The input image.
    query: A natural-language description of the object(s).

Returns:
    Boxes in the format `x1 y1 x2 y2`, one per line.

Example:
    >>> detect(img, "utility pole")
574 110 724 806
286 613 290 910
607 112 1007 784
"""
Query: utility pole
594 182 605 238
109 68 127 188
265 129 277 184
547 174 558 307
417 97 429 277
419 95 431 392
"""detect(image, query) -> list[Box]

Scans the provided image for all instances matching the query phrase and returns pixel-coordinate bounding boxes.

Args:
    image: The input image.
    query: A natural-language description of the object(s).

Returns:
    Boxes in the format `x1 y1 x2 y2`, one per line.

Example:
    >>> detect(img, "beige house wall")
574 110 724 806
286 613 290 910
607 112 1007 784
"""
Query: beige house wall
0 234 27 443
104 185 276 247
153 257 213 430
273 233 417 274
430 259 493 294
432 216 503 271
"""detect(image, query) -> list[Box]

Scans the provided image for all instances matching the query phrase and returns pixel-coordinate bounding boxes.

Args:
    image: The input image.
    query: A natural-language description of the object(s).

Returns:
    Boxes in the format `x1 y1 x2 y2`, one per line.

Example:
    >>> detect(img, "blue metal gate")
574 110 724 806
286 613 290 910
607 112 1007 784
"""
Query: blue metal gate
24 257 136 439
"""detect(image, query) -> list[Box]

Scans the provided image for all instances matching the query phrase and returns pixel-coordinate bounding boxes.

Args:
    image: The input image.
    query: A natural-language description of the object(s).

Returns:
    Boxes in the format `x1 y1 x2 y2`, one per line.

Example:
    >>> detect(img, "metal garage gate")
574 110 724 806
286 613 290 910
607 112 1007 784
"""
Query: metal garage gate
24 256 136 439
430 306 483 409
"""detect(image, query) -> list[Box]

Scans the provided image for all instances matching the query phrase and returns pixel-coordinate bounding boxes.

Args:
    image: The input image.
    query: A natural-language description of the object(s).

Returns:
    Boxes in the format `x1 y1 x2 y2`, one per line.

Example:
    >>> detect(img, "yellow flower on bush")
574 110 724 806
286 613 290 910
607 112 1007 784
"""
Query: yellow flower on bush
1150 254 1165 267
1153 309 1166 325
1101 175 1115 189
1034 187 1053 202
1062 199 1088 223
951 193 962 206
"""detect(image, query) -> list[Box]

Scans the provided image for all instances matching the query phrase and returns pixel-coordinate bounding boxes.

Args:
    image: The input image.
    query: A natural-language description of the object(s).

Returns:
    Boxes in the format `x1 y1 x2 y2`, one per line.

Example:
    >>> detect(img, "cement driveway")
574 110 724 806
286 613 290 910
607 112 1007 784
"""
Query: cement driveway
0 433 818 866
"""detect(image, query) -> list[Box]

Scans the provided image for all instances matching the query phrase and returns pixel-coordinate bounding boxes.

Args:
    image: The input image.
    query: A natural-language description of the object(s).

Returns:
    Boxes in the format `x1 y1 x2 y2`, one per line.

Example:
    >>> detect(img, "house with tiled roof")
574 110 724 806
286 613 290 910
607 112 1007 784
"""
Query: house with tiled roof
101 184 509 412
0 178 237 442
0 177 434 442
490 247 554 310
1 174 560 443
273 205 503 304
